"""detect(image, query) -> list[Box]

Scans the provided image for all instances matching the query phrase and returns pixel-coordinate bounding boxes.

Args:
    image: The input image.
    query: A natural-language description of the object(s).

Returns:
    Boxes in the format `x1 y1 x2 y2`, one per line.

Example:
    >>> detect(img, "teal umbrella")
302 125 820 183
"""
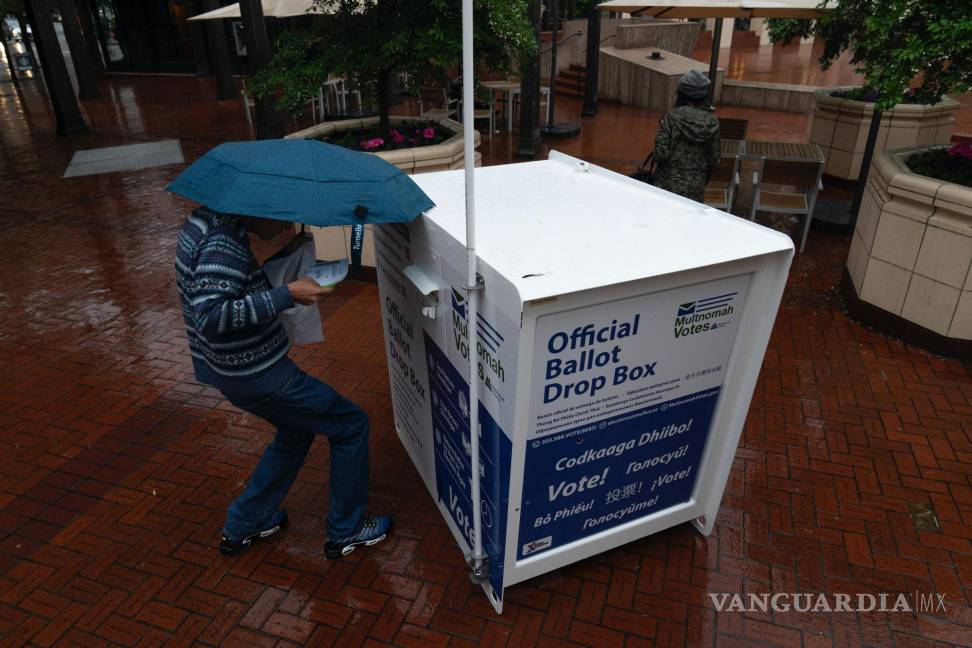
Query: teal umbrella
166 139 434 225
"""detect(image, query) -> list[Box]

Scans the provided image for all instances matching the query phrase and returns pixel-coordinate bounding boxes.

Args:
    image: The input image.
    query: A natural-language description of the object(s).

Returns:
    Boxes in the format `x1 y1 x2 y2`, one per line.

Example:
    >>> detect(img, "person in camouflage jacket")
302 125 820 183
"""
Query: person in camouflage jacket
652 70 721 203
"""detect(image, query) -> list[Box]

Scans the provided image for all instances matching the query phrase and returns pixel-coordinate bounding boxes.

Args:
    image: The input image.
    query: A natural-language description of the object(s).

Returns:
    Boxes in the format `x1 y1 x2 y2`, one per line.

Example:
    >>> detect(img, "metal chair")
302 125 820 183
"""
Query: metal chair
241 78 256 131
318 77 362 116
749 158 824 253
704 156 740 212
457 84 495 139
418 86 457 120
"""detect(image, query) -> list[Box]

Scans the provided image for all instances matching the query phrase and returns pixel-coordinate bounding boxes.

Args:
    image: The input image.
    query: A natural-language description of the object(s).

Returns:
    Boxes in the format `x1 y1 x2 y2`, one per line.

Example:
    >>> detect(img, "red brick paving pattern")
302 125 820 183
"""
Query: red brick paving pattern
1 73 971 647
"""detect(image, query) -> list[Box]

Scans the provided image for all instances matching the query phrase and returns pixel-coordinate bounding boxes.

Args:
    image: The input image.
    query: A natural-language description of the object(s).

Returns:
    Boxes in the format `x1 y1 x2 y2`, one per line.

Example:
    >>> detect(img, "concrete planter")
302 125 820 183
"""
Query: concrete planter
808 87 958 181
285 116 480 267
846 146 972 356
719 79 816 114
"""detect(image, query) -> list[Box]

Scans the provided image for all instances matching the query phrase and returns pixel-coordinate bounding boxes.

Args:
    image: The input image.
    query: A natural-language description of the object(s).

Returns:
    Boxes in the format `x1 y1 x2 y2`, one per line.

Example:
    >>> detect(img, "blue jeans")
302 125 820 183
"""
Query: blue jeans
218 364 369 541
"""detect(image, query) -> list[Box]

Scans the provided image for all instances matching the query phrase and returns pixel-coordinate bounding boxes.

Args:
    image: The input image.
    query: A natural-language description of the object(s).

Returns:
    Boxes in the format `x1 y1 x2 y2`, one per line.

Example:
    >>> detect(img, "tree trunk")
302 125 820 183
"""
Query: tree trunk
201 0 235 99
238 0 282 138
377 69 391 138
582 5 600 116
56 0 100 98
24 0 88 134
516 0 542 157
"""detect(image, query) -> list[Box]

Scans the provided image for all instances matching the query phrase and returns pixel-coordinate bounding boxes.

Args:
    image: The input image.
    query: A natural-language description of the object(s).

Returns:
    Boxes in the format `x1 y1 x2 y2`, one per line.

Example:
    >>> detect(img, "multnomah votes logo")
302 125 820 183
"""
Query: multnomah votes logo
674 292 738 338
451 288 466 318
449 286 506 394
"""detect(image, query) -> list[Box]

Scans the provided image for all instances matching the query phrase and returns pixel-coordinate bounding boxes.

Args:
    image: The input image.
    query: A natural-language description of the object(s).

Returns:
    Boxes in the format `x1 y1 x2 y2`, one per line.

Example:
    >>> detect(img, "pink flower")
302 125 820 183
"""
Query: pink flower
391 130 406 144
948 142 972 160
422 127 436 140
359 137 384 151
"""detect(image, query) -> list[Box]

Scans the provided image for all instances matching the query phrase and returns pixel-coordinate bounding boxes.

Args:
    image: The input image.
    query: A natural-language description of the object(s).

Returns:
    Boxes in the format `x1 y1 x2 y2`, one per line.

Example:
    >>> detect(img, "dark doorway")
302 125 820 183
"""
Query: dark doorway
92 0 200 73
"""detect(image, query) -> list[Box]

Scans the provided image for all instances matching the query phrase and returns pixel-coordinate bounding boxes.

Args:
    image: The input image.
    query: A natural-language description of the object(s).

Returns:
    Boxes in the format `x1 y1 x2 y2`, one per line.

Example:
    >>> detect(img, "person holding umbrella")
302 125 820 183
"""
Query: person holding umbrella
168 140 435 558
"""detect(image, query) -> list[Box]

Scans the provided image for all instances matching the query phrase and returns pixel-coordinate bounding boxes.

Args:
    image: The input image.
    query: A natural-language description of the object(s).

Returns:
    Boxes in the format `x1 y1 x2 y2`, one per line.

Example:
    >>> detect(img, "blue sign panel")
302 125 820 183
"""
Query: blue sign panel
517 387 720 559
425 334 511 598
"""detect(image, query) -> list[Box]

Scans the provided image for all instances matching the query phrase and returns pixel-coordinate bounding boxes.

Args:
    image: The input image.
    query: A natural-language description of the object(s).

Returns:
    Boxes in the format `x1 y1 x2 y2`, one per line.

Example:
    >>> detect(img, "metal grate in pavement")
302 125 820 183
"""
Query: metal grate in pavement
63 139 184 177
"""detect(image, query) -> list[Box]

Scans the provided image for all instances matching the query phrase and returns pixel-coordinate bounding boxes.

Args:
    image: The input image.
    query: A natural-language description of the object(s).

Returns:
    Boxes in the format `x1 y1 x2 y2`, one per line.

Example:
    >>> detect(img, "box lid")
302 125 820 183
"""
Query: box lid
410 151 793 303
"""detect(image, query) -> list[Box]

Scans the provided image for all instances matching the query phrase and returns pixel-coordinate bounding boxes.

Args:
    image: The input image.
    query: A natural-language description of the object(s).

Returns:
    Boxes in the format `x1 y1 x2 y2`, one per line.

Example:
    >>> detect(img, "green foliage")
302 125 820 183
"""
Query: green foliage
906 144 972 187
571 0 598 19
252 0 536 123
767 1 972 110
0 0 24 18
765 18 814 45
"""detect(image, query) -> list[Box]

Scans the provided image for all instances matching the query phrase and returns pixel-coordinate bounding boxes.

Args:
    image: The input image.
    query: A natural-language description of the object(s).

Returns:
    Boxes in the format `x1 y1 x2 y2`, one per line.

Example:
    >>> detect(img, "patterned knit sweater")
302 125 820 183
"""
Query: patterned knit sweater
175 208 294 382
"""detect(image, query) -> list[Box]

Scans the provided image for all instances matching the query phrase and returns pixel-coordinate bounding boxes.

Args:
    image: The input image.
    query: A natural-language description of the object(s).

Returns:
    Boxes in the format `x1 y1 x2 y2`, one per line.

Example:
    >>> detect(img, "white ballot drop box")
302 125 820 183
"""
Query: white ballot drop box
374 151 794 612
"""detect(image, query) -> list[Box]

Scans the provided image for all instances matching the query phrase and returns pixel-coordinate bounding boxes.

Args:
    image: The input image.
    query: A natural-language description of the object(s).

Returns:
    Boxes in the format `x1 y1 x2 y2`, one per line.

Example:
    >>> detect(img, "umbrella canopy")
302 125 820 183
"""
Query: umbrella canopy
188 0 337 20
596 0 832 19
166 139 435 226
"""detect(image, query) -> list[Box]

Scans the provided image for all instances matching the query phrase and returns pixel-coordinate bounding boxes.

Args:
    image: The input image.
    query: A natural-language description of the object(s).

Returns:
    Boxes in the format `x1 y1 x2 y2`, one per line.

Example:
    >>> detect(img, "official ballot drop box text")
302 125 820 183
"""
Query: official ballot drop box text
374 152 794 612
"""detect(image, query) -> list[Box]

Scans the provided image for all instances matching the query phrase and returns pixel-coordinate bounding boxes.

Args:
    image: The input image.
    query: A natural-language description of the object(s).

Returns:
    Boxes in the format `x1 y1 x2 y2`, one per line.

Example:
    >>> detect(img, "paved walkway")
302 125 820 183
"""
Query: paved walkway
0 74 970 647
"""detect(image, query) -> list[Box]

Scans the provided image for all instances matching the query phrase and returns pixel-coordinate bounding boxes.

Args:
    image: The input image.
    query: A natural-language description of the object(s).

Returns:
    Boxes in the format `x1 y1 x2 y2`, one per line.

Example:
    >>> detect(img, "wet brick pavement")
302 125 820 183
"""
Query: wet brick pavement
0 71 971 648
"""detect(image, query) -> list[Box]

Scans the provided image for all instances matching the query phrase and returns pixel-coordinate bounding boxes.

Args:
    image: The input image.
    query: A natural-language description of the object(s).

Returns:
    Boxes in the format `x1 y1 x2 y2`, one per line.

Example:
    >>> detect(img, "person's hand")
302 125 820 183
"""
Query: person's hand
287 277 335 305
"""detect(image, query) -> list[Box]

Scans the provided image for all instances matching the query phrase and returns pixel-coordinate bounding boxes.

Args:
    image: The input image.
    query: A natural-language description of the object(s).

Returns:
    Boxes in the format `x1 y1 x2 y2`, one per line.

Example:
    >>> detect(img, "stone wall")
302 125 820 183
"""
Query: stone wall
614 19 703 56
540 17 700 78
846 147 972 354
598 46 723 112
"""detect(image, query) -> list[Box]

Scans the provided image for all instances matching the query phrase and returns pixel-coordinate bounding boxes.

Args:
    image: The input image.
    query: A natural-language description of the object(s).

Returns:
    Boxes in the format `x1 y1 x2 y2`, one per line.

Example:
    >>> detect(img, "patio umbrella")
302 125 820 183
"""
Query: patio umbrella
166 139 434 226
596 1 833 100
188 0 340 20
597 0 830 19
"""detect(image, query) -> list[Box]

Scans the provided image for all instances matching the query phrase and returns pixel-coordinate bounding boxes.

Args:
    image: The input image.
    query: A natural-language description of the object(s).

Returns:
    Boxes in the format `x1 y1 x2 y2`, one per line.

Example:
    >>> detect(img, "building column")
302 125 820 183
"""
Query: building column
56 0 100 98
76 0 104 70
200 0 235 99
238 0 281 138
189 20 211 76
25 0 88 134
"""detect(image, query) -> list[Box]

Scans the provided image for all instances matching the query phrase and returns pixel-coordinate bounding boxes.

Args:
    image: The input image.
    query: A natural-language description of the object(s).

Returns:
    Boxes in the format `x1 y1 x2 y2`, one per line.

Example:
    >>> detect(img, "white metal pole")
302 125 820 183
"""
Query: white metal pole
461 0 484 571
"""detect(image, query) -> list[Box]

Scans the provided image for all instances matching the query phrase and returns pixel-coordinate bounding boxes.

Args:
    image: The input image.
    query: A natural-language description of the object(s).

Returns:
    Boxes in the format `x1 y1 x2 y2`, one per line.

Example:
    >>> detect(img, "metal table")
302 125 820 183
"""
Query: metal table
740 140 825 162
721 138 744 158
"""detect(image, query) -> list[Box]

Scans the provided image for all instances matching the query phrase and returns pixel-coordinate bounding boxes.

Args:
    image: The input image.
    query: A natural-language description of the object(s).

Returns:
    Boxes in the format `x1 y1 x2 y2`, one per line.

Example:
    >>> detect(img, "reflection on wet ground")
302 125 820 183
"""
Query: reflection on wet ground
0 54 970 647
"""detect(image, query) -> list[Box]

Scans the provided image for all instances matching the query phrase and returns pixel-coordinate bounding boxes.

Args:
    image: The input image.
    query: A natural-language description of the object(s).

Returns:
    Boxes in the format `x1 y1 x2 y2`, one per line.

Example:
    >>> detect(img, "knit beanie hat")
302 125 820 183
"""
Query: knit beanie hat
678 70 711 98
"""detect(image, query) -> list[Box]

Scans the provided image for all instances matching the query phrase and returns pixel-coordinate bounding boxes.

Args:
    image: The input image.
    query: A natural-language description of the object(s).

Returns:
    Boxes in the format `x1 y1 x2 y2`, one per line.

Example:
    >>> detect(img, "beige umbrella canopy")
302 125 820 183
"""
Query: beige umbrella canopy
595 1 832 101
596 0 832 19
188 0 340 20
